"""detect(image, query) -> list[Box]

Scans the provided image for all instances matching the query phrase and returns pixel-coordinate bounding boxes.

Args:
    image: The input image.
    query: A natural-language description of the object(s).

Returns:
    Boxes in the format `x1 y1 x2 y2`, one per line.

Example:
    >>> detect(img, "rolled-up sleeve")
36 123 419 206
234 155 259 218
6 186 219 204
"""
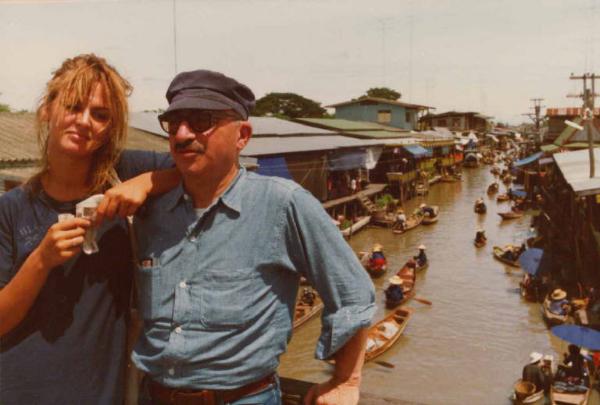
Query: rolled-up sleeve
115 149 173 181
284 188 376 360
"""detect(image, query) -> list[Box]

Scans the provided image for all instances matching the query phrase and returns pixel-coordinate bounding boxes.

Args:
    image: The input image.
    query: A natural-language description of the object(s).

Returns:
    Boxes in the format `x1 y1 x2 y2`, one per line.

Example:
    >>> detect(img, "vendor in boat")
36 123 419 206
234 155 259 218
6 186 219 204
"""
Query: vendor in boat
414 245 427 267
385 276 404 303
475 229 487 244
522 352 550 393
394 209 407 231
475 197 485 210
549 289 570 316
501 245 517 262
419 203 435 217
369 244 386 270
301 287 316 306
557 344 588 385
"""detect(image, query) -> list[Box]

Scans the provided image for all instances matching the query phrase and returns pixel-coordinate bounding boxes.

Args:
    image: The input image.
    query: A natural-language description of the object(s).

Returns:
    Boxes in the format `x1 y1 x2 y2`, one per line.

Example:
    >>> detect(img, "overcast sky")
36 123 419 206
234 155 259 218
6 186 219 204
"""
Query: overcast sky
1 0 598 123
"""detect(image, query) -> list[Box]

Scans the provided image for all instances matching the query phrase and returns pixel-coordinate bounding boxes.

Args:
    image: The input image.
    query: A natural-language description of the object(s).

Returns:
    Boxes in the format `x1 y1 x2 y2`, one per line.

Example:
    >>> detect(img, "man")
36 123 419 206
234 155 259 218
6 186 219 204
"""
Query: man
395 209 407 231
132 70 375 405
414 245 427 267
522 352 548 393
419 203 435 218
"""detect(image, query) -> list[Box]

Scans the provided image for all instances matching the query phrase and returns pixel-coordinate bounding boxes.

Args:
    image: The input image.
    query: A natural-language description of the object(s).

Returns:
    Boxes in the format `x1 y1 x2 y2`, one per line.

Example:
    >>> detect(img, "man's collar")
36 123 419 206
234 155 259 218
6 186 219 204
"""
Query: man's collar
165 167 246 213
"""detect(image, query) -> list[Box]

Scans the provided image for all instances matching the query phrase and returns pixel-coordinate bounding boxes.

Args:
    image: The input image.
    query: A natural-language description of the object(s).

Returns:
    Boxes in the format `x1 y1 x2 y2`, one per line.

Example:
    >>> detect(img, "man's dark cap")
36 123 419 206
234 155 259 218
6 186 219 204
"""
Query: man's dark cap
163 70 255 120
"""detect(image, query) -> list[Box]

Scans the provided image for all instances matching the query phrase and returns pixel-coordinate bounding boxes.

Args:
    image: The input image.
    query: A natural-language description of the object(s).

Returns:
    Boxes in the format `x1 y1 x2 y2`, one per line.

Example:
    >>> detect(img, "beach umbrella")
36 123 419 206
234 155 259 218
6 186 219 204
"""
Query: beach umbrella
551 325 600 351
518 248 544 275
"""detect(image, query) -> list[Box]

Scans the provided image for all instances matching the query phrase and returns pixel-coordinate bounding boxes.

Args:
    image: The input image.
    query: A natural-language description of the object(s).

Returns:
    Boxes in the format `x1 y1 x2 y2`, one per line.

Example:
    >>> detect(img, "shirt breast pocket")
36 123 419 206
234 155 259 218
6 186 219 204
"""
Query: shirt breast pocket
135 263 161 321
196 267 262 330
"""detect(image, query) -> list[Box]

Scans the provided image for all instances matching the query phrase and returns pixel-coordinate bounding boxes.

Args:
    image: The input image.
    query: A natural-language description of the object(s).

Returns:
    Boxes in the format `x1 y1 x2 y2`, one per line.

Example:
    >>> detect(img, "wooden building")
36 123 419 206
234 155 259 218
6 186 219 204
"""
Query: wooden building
420 111 491 133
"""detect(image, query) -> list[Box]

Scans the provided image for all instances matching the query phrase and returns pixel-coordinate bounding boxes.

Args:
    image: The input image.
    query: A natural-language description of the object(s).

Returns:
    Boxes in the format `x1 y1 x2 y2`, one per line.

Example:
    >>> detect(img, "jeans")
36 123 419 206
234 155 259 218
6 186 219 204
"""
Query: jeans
139 375 282 405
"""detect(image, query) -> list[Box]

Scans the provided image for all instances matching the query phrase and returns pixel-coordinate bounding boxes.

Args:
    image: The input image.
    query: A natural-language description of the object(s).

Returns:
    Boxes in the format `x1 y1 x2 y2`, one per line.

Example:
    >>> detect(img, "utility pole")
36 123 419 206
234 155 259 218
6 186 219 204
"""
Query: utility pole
521 98 545 143
569 73 599 178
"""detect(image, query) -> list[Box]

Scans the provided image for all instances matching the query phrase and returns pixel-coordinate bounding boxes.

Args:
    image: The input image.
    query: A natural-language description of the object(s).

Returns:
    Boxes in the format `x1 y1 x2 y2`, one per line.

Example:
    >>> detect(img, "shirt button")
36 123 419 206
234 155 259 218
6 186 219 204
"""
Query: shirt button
179 281 187 289
175 326 183 334
168 368 175 376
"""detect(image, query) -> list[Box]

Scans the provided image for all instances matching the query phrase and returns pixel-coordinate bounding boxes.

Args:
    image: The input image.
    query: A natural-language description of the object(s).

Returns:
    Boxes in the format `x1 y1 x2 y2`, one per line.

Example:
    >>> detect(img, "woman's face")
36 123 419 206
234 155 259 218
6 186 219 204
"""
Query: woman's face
46 83 112 160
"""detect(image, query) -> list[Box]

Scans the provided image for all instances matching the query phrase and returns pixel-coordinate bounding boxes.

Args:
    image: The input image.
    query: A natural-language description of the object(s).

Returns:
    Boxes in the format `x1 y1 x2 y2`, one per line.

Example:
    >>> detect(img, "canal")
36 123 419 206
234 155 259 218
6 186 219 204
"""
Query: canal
278 165 599 404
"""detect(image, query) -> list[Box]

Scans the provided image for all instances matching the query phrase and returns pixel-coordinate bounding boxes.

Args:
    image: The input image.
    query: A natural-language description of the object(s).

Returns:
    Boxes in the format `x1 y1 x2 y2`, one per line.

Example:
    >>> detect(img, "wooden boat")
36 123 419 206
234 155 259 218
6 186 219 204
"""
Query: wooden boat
492 245 520 268
428 175 441 185
497 194 510 202
364 307 414 362
474 239 486 248
510 379 545 405
385 262 416 309
541 296 569 326
421 206 439 225
341 215 371 237
474 202 487 214
498 211 524 220
293 291 323 329
550 384 590 405
487 182 499 194
392 214 423 234
358 251 387 278
440 175 459 183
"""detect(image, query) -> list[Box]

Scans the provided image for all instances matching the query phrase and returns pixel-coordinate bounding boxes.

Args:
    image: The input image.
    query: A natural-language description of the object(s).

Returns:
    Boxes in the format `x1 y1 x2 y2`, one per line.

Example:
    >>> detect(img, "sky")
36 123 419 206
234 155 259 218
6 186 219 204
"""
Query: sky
0 0 599 124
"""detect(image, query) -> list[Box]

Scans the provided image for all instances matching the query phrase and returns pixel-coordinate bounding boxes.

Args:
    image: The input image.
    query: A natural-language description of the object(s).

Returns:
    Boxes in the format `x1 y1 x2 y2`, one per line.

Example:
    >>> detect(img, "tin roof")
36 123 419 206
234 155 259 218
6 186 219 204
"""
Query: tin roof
553 148 600 196
242 135 384 157
0 112 170 166
326 97 432 110
295 118 405 132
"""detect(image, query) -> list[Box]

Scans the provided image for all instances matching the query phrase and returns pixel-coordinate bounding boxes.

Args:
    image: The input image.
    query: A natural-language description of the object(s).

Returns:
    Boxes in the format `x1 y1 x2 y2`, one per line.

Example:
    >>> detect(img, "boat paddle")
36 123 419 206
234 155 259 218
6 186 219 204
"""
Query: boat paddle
413 296 432 306
374 360 395 368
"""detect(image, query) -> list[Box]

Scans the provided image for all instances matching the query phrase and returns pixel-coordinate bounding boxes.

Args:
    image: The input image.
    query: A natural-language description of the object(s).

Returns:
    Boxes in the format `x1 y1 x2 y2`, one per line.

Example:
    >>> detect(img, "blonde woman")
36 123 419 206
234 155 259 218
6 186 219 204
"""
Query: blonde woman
0 54 176 404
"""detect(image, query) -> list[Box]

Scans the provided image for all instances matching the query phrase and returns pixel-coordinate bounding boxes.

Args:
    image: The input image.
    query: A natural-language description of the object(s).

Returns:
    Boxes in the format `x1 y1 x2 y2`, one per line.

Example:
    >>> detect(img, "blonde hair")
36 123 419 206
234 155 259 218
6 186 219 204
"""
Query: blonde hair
29 54 132 193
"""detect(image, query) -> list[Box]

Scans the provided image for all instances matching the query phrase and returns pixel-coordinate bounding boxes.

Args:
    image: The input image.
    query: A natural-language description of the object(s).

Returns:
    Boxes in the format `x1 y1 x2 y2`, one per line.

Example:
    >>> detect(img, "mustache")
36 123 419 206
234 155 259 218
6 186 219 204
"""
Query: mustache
174 139 205 153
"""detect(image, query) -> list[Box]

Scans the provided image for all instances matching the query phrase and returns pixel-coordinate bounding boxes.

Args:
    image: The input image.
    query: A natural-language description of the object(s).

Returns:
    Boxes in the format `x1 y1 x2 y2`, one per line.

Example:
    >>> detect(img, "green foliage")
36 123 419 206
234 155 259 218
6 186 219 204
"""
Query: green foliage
0 103 10 113
375 194 397 210
254 92 326 118
340 219 353 230
365 87 401 101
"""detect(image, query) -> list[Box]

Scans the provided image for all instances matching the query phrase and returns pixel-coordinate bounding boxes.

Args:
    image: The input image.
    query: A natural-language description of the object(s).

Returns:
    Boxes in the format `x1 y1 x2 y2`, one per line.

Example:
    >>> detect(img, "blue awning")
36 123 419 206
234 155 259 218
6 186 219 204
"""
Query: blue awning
257 156 293 180
511 189 527 199
327 149 367 171
513 152 543 167
403 145 431 158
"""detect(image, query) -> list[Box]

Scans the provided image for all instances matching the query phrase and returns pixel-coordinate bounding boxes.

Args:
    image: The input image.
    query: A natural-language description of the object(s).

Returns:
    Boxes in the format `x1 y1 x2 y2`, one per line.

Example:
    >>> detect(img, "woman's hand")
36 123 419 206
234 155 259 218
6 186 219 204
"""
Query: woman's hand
303 379 360 405
35 217 90 269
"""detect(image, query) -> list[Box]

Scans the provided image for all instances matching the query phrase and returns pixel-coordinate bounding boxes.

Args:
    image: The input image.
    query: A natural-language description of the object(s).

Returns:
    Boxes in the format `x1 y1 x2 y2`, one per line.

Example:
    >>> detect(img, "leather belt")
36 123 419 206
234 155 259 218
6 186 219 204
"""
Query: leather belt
148 374 276 405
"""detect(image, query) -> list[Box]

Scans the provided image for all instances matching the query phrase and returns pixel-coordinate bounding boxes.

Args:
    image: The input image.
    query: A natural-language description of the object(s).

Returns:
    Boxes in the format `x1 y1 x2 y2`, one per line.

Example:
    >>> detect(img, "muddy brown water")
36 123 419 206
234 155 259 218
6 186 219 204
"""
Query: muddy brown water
278 166 599 404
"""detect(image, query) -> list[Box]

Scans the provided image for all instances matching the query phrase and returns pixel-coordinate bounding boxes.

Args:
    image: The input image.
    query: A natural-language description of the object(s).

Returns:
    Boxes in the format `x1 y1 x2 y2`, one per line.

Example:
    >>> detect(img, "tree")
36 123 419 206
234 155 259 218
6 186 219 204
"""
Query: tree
364 87 401 101
254 92 326 118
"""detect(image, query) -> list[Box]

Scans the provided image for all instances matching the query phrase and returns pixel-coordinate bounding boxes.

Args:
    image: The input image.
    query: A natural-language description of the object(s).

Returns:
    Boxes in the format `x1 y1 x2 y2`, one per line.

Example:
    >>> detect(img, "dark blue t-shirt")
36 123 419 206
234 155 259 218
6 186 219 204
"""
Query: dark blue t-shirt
0 150 171 405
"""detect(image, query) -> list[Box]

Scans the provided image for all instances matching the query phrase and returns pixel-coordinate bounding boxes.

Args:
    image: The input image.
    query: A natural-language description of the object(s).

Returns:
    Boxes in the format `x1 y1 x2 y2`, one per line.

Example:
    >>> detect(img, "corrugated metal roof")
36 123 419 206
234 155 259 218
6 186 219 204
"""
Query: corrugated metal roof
326 97 431 110
130 112 337 137
0 112 40 163
295 118 404 132
344 130 414 139
553 148 600 196
0 112 170 166
242 135 384 157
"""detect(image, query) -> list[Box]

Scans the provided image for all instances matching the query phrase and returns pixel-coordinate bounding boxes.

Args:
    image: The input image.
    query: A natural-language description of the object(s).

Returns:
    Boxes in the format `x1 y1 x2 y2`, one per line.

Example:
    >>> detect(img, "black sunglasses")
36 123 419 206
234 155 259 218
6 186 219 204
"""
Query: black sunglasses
158 111 241 136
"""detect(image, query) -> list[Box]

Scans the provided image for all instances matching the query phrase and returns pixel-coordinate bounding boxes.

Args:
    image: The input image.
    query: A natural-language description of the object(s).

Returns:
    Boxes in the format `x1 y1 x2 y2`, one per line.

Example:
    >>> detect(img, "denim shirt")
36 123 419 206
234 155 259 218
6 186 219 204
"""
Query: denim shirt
132 169 375 390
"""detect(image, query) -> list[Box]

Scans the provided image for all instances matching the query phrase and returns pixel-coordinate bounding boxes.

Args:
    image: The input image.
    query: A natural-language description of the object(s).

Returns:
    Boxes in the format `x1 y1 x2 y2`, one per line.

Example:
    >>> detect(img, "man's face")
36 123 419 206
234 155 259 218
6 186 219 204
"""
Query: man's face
162 109 251 179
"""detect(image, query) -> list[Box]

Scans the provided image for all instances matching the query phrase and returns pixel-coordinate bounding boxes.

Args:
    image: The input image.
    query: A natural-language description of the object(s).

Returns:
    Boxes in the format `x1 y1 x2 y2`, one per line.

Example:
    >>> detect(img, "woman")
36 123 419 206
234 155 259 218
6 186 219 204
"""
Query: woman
0 54 176 404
